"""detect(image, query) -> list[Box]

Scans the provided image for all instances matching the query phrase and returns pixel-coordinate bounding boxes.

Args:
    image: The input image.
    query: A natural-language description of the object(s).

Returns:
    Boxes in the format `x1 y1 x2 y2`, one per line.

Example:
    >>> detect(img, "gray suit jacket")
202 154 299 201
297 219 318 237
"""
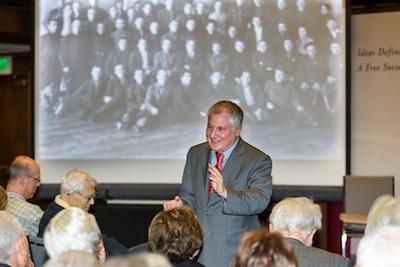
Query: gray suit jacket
287 238 352 267
180 138 272 267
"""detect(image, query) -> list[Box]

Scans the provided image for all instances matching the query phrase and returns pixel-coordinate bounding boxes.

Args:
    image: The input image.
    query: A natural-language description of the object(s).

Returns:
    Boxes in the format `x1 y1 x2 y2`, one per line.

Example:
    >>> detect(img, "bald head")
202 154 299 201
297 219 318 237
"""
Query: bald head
7 156 41 199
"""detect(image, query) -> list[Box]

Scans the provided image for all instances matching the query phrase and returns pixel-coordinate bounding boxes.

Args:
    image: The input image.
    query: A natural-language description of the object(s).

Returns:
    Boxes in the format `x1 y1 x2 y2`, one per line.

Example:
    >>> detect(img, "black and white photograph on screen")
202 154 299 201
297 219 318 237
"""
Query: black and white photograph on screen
38 0 345 160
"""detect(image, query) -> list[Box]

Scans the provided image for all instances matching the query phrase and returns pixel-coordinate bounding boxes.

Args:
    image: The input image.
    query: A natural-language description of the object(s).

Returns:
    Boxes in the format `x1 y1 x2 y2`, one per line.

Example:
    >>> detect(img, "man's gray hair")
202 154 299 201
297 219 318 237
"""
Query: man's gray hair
207 100 243 128
269 197 322 232
0 211 25 261
356 226 400 267
365 194 400 235
60 169 97 194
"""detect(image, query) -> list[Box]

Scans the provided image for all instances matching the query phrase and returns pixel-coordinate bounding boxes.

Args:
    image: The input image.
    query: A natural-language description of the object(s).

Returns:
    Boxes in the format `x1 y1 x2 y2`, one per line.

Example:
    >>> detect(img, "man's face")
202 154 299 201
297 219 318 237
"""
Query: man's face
206 112 241 153
186 19 195 31
87 8 95 21
275 69 284 82
212 43 221 54
162 39 171 52
235 41 245 53
115 18 125 30
306 45 317 58
96 23 104 34
169 20 178 32
283 39 293 51
257 41 267 52
149 22 158 34
186 40 195 53
22 164 41 199
118 39 127 51
48 20 58 34
210 72 221 85
68 183 96 212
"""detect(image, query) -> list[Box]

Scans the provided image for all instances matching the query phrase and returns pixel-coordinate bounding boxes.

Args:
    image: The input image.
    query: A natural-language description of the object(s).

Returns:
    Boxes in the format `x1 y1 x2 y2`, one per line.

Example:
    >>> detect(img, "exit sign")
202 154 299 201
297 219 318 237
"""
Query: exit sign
0 56 12 75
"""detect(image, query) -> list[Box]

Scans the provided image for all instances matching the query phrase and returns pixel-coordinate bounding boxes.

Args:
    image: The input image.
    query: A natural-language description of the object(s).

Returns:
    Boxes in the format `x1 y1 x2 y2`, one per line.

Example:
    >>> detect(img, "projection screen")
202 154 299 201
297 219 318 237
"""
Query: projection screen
35 0 346 185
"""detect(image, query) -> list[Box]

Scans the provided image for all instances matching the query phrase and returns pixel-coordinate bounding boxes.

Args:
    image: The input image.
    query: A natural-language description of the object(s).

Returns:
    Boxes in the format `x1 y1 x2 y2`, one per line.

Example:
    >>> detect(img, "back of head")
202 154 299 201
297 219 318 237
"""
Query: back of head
207 100 243 128
233 229 298 267
60 169 97 194
356 226 400 267
0 185 7 210
43 250 101 267
0 211 27 264
104 252 172 267
44 207 101 259
269 197 322 232
148 206 203 263
365 195 400 235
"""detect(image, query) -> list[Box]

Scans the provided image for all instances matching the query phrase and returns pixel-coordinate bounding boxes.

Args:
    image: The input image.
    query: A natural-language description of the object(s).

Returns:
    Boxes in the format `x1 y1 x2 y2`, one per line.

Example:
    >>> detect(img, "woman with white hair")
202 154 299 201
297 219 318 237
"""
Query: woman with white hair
44 207 105 263
364 194 400 235
356 226 400 267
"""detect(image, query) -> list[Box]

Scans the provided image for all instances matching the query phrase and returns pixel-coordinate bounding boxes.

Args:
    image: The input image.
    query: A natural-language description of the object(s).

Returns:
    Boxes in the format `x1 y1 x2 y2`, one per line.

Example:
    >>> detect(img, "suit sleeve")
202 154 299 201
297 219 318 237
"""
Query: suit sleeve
223 153 272 216
179 148 197 211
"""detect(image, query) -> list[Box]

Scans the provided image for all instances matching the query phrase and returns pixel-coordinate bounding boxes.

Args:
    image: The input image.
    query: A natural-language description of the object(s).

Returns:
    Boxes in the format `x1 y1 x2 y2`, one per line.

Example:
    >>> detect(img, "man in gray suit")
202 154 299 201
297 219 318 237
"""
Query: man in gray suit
269 197 351 267
164 100 272 267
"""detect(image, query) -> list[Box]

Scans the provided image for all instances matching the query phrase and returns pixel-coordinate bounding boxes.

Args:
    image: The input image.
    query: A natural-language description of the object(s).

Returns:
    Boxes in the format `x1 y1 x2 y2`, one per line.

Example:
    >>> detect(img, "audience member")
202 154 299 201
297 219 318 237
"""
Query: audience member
269 197 351 267
6 155 43 236
104 252 172 267
0 210 30 267
356 226 400 267
148 206 204 266
364 194 400 235
38 169 127 256
43 250 101 267
43 207 105 263
233 229 298 267
38 169 96 236
0 185 7 210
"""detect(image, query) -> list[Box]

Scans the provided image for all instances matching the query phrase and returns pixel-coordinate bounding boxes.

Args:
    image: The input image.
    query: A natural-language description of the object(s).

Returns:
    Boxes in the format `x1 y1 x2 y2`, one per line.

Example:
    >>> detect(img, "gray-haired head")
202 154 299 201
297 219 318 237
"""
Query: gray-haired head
269 197 322 232
357 226 400 267
365 194 400 235
0 211 27 263
207 100 243 129
60 169 97 195
44 207 102 259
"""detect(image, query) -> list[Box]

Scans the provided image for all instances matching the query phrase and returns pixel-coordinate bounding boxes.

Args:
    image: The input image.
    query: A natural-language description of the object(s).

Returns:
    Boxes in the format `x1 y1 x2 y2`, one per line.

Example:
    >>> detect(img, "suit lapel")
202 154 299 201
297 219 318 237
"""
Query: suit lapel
206 138 245 206
222 138 244 184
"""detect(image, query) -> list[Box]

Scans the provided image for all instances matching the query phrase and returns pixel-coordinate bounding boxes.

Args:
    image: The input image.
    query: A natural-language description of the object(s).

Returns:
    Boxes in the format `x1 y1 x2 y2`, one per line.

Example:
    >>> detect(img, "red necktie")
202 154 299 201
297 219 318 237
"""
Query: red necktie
208 152 224 197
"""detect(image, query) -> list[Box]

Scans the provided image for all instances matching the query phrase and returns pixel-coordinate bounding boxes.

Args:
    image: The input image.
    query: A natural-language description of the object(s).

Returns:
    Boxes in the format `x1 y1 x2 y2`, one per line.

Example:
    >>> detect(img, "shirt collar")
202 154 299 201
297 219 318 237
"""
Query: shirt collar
55 194 71 209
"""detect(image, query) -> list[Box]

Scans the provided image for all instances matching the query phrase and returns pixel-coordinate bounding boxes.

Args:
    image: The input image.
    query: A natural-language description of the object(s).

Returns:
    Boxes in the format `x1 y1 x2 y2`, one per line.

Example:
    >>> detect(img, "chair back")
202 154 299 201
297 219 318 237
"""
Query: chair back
344 175 394 214
28 235 48 267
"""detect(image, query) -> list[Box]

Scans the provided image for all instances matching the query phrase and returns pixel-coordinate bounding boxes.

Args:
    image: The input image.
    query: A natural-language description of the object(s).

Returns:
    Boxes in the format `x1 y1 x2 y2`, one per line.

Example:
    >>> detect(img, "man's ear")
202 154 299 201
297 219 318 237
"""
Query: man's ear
305 229 317 247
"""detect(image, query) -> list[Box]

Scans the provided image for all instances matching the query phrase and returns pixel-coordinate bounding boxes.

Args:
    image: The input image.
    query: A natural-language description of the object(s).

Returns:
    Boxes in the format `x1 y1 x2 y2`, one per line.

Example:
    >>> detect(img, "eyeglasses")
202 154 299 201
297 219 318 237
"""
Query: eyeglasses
25 175 41 183
70 190 96 202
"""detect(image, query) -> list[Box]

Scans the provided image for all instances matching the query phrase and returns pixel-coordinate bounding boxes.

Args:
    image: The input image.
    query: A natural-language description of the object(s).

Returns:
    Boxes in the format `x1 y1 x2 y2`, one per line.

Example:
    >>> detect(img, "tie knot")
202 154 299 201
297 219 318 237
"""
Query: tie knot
216 152 224 171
